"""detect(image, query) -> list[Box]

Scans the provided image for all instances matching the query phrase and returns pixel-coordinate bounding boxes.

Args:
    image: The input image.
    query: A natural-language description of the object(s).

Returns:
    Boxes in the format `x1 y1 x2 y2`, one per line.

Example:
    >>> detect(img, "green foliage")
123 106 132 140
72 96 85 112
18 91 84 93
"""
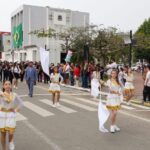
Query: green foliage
135 18 150 62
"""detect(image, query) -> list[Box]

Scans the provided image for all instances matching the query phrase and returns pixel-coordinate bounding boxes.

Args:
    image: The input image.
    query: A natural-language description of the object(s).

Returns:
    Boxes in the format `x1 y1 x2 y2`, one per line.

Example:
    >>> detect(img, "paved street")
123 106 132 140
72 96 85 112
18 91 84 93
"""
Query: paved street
0 81 148 150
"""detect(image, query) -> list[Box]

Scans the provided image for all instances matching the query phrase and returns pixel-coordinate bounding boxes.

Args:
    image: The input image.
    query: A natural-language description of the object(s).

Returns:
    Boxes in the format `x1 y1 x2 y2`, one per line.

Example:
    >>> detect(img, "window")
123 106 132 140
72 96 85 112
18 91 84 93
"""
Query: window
66 16 70 23
58 15 62 21
49 14 53 20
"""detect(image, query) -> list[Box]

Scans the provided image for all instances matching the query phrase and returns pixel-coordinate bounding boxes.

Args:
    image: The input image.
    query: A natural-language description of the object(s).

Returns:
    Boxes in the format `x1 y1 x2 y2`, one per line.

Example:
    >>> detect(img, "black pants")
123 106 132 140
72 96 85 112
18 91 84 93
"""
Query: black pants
20 73 25 82
143 86 150 102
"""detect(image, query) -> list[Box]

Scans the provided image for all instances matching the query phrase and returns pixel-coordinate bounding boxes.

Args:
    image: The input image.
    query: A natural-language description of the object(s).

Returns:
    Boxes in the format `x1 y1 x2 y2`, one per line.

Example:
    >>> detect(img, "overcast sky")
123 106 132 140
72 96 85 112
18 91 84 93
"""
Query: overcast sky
0 0 150 32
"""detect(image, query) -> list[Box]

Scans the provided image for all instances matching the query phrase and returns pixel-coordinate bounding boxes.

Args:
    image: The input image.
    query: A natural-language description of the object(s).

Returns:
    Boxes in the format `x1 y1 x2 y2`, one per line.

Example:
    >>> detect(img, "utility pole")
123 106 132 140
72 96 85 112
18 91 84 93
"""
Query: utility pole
129 30 132 67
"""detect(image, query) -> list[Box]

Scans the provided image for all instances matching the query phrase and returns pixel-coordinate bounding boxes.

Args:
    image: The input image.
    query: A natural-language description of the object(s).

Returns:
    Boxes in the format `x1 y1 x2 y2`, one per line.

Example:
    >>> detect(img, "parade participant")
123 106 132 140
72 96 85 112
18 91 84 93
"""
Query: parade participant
12 63 21 89
105 69 122 133
0 80 23 150
118 68 125 87
25 62 37 97
124 68 134 105
48 66 63 107
91 66 101 100
144 64 150 102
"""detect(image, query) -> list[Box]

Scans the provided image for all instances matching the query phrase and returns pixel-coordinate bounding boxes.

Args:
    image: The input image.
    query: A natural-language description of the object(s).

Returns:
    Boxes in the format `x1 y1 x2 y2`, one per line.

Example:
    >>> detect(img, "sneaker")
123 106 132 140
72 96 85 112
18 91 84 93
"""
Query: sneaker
114 125 120 132
110 125 115 133
52 104 56 108
56 103 61 107
9 142 15 150
13 86 16 88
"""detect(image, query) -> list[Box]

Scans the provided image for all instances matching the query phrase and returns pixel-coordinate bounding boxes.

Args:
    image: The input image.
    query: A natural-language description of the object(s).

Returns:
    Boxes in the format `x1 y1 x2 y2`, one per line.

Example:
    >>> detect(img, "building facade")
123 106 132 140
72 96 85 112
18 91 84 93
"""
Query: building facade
10 4 89 63
0 32 11 61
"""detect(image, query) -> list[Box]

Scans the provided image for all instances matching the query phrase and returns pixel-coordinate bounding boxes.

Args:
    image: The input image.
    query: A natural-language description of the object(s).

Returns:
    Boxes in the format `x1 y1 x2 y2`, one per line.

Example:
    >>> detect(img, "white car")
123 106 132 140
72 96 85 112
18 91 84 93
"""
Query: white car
131 65 139 71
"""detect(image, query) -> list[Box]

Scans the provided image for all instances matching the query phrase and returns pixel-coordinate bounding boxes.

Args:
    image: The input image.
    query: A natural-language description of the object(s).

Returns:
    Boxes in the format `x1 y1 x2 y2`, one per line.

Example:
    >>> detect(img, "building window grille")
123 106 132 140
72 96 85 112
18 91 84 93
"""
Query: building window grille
58 15 62 21
66 16 70 23
49 14 53 20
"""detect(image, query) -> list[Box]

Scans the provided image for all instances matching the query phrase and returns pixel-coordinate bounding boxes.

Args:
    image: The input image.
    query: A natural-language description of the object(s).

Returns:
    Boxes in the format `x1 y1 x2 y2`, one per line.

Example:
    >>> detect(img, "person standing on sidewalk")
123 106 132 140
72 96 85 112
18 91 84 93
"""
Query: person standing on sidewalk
74 64 80 87
25 62 37 97
144 64 150 102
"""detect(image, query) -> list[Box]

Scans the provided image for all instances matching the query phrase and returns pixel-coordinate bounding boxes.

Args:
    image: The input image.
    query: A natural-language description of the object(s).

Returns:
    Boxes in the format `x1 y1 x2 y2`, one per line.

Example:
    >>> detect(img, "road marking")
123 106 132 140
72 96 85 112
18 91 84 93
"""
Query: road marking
35 85 89 95
75 98 98 106
16 113 27 121
121 105 135 110
23 120 62 150
75 98 135 110
40 99 77 114
134 110 150 112
61 99 97 111
128 103 150 110
24 101 54 117
120 110 150 123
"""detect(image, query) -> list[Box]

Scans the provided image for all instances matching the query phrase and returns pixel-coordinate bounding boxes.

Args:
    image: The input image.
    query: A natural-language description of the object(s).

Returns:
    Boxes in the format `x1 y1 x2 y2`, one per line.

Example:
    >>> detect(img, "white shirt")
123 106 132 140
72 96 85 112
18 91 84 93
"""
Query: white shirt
145 71 150 87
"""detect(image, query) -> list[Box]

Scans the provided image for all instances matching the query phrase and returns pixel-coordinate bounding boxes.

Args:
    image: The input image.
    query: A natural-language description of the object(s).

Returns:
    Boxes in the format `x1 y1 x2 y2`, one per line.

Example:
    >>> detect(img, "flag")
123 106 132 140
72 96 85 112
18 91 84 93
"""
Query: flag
98 101 110 133
13 24 23 48
65 50 72 62
39 47 50 75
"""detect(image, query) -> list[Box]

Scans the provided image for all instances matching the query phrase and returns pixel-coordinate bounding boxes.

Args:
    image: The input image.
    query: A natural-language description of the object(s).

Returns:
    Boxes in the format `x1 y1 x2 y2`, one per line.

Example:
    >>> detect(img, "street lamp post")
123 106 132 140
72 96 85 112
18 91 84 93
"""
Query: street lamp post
129 30 132 67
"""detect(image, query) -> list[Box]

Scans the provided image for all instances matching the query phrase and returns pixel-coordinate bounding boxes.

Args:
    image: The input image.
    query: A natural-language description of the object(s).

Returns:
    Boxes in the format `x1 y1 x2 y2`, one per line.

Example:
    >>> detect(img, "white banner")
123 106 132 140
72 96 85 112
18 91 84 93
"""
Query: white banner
98 101 110 133
39 47 49 75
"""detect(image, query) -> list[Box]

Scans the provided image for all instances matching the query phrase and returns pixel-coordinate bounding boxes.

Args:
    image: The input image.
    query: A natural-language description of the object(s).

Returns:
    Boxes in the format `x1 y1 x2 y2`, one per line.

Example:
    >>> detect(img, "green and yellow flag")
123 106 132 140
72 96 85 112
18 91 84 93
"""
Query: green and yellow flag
13 24 23 48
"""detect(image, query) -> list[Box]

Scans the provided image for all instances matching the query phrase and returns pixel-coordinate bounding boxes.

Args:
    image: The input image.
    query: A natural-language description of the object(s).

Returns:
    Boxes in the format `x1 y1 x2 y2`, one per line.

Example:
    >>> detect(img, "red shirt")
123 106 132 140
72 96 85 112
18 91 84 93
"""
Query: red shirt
74 67 80 77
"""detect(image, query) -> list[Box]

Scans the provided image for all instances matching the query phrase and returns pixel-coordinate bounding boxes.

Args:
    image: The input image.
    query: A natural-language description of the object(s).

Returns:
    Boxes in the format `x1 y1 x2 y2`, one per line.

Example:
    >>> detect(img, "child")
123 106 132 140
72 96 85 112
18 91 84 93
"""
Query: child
124 68 134 105
91 66 101 99
49 66 63 107
106 69 123 133
0 80 23 150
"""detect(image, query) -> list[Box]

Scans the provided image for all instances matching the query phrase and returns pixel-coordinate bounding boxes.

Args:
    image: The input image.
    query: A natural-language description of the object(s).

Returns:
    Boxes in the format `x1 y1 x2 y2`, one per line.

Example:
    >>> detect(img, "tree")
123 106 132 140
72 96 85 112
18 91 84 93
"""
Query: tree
134 18 150 63
92 27 124 65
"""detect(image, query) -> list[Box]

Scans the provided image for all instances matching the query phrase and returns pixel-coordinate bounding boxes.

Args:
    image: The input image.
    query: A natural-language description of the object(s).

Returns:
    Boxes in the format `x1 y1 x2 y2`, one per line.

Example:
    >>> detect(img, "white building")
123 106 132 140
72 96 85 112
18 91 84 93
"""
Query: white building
0 32 11 61
10 4 89 63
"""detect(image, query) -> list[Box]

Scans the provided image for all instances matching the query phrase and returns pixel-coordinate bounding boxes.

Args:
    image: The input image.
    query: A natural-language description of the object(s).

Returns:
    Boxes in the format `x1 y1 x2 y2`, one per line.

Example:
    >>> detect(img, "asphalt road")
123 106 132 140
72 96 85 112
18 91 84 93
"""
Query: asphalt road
1 82 150 150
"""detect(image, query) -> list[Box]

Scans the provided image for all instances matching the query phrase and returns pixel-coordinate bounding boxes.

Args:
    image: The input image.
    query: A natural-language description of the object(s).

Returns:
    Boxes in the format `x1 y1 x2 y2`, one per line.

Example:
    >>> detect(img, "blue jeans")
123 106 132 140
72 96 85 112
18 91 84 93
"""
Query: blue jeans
27 79 34 96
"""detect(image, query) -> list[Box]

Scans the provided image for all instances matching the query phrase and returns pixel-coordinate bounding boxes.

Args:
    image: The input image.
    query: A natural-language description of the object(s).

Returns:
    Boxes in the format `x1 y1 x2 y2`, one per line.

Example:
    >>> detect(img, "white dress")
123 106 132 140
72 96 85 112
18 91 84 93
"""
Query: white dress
91 71 100 98
0 92 23 132
49 73 63 93
106 80 122 110
124 74 134 91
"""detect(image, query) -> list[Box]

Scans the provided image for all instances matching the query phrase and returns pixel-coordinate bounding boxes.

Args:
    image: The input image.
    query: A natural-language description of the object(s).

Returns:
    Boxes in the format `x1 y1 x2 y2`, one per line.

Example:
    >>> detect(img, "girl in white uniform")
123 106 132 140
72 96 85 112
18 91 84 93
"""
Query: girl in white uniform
49 67 63 107
106 69 123 133
124 68 134 105
91 66 101 99
0 80 23 150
